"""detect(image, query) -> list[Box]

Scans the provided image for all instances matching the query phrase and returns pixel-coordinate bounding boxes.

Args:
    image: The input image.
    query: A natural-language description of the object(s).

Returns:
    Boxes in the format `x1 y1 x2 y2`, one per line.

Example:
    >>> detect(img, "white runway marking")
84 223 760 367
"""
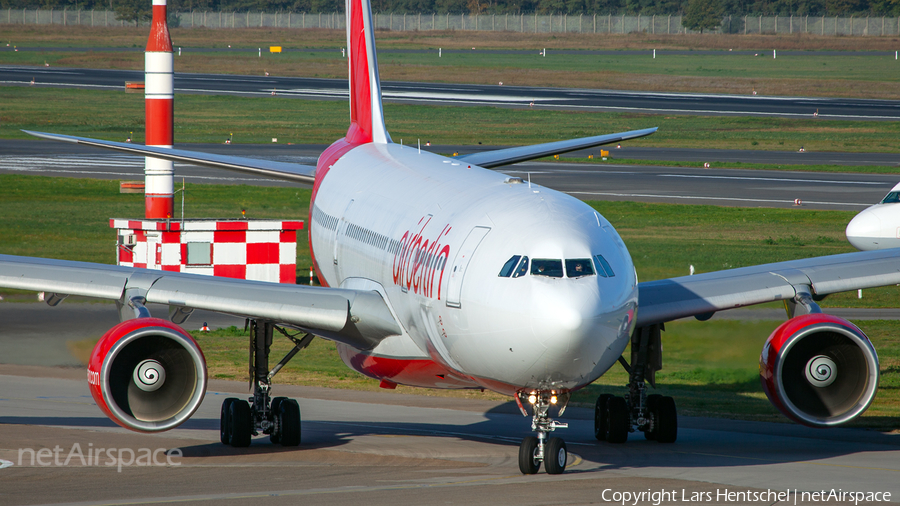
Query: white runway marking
660 173 889 185
568 191 870 207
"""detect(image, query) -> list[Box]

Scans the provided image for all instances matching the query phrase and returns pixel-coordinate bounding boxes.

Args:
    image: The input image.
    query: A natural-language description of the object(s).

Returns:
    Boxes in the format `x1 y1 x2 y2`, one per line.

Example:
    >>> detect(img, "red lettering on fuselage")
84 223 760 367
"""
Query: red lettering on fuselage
393 217 451 299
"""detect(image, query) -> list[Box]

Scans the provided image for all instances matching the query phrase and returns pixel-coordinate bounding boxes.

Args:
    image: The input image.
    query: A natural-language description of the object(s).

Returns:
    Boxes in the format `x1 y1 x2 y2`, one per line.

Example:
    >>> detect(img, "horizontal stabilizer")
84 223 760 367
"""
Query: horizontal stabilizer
455 127 657 168
23 130 317 185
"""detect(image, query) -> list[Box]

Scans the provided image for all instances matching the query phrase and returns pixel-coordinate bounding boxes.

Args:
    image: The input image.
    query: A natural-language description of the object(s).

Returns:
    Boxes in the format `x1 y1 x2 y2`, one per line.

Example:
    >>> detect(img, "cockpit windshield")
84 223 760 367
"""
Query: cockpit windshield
565 259 594 278
531 259 564 278
499 255 610 279
499 255 529 277
881 192 900 204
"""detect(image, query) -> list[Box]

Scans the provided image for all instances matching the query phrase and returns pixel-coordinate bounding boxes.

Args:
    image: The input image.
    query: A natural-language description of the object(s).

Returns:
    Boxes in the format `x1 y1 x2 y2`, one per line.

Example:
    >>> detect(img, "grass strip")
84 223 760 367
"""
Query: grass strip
7 26 900 99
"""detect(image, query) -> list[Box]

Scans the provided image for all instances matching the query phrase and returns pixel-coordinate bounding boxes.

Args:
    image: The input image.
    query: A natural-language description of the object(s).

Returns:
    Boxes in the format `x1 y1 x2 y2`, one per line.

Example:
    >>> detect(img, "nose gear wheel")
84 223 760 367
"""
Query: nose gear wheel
515 390 570 475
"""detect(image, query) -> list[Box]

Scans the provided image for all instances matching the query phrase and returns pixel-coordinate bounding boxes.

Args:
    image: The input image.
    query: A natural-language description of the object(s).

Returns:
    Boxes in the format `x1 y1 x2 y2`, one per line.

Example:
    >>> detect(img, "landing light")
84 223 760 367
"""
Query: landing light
528 394 537 405
550 395 558 405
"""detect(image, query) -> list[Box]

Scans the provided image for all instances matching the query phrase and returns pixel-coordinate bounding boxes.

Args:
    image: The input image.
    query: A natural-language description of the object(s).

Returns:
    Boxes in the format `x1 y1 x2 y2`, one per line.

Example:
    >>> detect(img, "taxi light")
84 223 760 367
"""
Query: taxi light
550 395 558 404
528 394 537 405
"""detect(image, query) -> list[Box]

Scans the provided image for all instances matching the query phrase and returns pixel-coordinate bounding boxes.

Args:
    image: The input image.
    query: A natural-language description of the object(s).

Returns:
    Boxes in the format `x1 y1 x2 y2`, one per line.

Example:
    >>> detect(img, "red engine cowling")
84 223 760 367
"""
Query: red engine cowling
760 313 878 427
87 318 207 433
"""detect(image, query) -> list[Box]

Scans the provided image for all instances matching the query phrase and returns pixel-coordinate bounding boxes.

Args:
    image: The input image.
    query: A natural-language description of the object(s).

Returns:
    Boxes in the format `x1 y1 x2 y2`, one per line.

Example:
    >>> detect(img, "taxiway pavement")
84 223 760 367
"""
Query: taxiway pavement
0 365 898 506
3 65 900 120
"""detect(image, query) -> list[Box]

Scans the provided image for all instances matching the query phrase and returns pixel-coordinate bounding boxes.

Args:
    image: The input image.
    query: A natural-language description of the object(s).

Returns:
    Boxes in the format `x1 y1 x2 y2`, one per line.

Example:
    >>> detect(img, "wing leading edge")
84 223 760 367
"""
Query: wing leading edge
636 247 900 327
455 127 658 169
0 254 401 350
23 130 317 185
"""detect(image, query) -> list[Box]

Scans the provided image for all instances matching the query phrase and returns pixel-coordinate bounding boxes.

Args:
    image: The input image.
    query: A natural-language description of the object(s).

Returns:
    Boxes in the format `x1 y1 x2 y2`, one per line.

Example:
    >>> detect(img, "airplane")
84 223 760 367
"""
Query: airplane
846 181 900 250
1 0 897 476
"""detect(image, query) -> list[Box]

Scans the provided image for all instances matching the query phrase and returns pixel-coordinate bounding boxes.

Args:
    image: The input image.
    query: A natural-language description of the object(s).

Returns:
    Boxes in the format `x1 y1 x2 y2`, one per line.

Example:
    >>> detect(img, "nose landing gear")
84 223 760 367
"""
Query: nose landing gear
515 390 570 474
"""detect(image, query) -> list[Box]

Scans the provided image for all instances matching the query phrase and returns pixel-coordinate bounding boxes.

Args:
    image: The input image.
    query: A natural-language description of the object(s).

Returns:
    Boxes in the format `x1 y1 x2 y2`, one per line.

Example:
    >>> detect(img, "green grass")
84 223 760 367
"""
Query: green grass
5 87 900 153
0 175 313 273
0 175 891 306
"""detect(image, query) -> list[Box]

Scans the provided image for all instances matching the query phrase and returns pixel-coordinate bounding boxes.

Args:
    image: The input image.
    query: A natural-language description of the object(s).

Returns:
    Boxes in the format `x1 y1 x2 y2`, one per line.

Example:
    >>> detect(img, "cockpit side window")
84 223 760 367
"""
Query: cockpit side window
594 255 615 277
881 192 900 204
565 259 595 278
498 255 521 277
513 256 529 277
531 259 564 278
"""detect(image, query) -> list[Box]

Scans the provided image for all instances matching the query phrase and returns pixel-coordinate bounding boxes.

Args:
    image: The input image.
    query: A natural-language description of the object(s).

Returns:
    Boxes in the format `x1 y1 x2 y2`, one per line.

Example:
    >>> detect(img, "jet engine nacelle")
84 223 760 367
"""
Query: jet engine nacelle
88 318 207 433
760 313 878 427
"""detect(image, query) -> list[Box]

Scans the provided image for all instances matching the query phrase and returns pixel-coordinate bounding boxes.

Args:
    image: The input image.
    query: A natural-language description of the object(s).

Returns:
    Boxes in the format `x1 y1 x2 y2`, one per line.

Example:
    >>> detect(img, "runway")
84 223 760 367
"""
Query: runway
4 65 900 119
1 364 899 505
1 140 895 210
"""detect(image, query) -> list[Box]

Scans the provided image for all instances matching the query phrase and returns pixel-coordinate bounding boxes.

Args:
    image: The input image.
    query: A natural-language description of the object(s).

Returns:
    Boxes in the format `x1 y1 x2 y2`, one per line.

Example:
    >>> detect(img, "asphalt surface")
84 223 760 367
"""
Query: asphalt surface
4 64 900 119
1 365 899 506
1 140 895 210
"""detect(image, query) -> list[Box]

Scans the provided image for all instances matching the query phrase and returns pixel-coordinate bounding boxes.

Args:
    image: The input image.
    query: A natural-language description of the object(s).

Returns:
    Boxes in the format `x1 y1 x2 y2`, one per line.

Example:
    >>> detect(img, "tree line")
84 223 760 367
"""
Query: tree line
4 0 899 21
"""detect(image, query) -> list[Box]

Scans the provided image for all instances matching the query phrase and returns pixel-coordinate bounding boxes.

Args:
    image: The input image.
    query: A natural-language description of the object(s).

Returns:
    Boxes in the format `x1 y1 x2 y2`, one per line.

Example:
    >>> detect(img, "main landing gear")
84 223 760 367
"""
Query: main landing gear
220 320 314 447
515 390 570 475
594 323 677 444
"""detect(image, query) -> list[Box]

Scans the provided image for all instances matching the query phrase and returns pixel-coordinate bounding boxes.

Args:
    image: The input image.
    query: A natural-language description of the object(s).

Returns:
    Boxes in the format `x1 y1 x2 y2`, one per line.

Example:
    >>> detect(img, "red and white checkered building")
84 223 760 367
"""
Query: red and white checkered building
111 219 304 284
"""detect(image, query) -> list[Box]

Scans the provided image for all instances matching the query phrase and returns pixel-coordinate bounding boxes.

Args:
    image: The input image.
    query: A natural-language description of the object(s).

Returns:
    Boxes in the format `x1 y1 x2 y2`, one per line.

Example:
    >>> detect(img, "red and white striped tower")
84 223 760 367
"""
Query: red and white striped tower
144 0 175 219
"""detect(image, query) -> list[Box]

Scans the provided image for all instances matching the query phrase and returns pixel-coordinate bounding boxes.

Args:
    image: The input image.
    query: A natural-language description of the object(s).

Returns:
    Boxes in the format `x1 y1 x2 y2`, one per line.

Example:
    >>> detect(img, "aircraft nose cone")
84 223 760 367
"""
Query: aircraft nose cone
846 209 881 251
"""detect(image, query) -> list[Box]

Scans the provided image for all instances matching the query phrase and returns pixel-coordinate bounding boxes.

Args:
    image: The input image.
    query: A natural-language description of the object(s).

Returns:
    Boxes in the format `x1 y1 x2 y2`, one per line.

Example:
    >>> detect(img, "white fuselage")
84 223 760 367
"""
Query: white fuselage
309 143 638 395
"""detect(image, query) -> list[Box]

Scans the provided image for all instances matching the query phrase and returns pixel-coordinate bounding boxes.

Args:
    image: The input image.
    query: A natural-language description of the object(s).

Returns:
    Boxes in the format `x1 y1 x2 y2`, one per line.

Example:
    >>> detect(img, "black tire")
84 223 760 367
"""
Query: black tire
518 436 541 475
544 437 567 475
269 396 287 444
229 399 252 448
606 396 629 444
594 393 613 441
220 397 238 445
279 399 301 447
644 394 662 441
655 396 678 444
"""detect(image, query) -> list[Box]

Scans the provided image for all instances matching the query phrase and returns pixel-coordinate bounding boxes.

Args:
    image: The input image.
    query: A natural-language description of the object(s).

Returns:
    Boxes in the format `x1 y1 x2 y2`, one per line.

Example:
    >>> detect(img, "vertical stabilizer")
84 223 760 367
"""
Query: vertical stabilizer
345 0 391 145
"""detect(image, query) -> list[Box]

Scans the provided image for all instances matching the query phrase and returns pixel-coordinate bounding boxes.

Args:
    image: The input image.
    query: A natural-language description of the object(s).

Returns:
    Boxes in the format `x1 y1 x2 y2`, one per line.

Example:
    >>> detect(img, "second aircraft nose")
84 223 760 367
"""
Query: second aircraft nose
846 208 882 251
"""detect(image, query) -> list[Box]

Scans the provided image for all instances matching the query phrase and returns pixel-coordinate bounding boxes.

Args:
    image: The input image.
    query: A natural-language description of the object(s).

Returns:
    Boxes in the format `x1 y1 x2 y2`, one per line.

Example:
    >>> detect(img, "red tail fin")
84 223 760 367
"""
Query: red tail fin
345 0 390 145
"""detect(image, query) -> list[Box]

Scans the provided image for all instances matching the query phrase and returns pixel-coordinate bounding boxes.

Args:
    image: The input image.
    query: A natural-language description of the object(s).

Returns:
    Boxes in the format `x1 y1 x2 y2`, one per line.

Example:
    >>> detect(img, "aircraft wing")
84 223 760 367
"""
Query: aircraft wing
454 127 658 169
635 247 900 326
0 254 401 350
23 130 317 185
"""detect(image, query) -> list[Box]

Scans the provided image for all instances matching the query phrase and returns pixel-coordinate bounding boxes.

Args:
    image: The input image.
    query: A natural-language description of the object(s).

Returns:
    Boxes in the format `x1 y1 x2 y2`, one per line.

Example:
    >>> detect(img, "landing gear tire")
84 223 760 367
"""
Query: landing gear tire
655 396 678 443
518 436 541 475
229 399 252 448
606 396 629 444
269 396 287 444
594 393 612 441
643 394 662 441
220 397 238 445
544 437 567 475
278 399 302 447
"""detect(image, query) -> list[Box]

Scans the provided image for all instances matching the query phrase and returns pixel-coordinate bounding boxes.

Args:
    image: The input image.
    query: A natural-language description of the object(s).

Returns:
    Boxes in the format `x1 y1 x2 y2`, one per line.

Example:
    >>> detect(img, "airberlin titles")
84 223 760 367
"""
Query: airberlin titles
392 216 452 299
